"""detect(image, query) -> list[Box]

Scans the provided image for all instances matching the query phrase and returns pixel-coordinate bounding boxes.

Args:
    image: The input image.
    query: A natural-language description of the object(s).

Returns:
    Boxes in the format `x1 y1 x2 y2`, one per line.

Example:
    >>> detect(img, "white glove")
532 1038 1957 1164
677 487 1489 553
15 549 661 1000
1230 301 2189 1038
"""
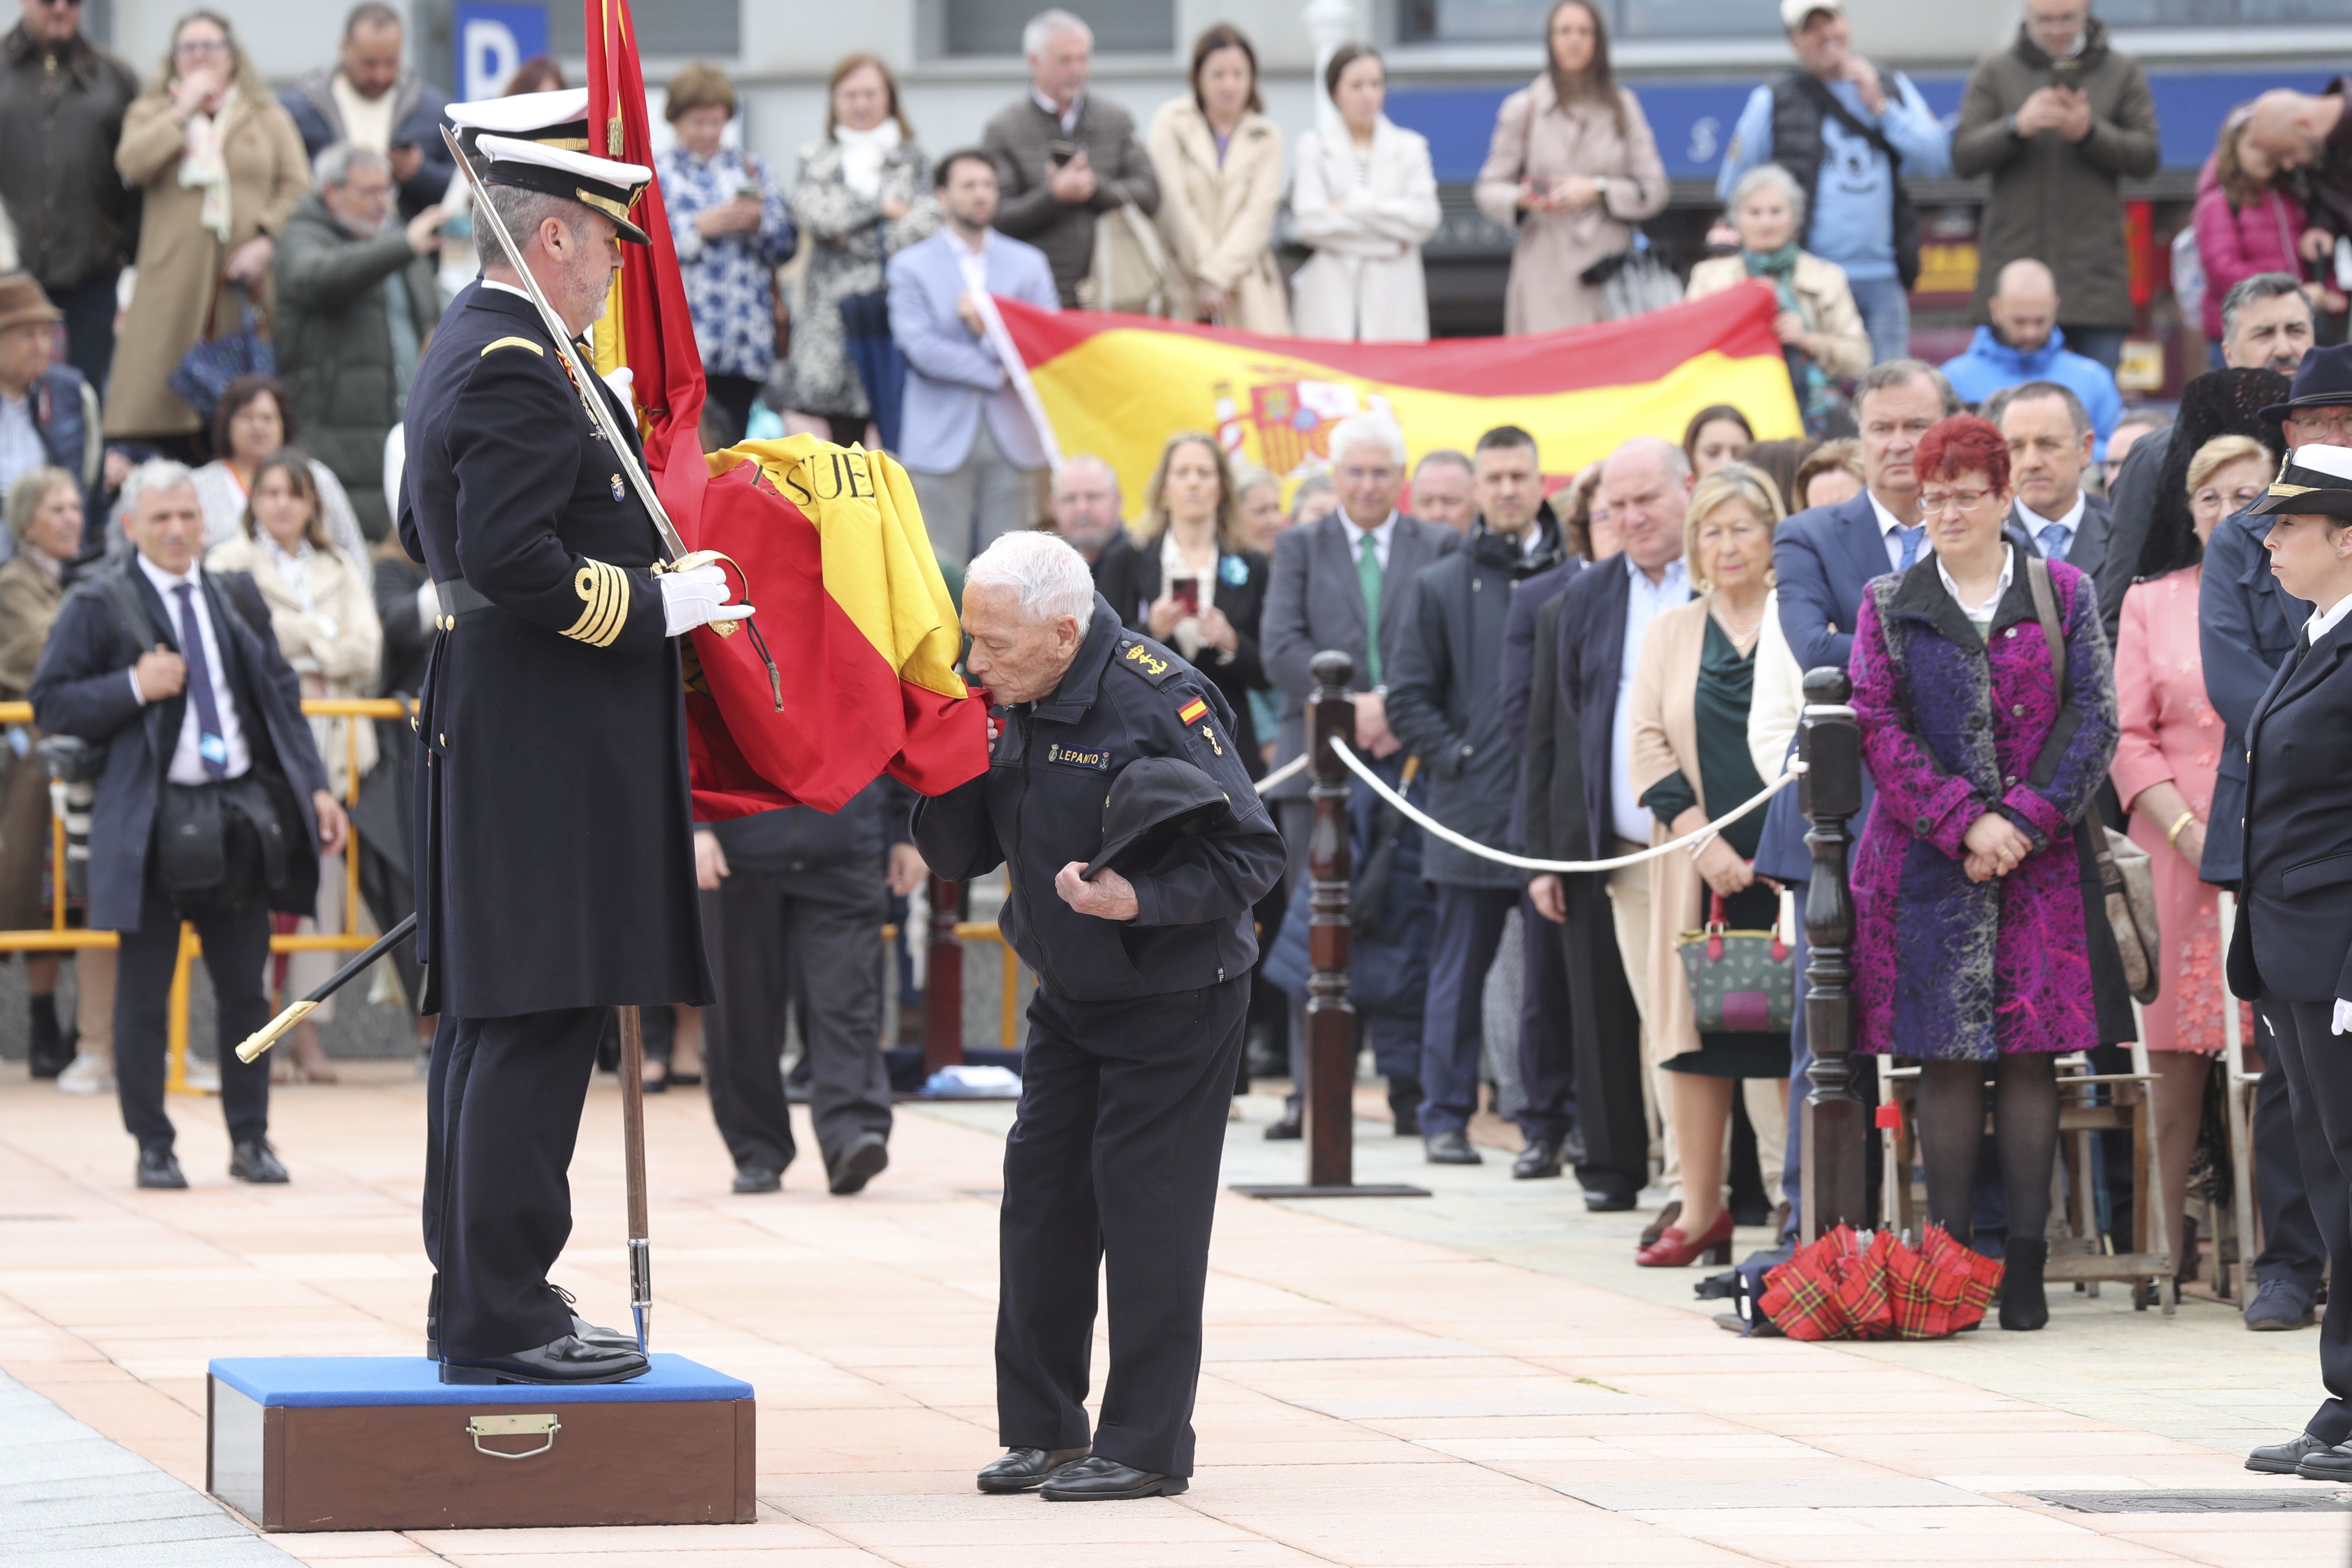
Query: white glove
660 561 755 637
2334 998 2352 1037
414 580 438 634
600 365 635 412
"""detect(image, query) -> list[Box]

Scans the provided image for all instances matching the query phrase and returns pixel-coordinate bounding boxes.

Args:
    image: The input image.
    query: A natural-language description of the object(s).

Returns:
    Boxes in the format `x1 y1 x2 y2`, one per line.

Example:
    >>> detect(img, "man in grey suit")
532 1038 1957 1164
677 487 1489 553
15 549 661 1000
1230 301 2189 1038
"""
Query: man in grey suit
1987 379 2123 646
1261 410 1458 1137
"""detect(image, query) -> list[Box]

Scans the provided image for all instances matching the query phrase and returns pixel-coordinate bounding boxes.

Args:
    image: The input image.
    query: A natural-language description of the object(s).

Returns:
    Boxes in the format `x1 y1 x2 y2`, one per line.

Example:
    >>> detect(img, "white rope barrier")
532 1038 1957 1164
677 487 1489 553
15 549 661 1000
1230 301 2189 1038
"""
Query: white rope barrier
1324 736 1805 875
1253 753 1308 795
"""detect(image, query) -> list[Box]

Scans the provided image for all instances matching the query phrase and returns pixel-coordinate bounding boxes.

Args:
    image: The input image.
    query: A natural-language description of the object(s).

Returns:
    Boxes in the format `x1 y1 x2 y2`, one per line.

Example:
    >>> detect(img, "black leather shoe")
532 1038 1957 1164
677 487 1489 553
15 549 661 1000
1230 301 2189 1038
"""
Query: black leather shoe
1388 1077 1423 1137
1264 1106 1302 1141
549 1284 637 1353
2249 1433 2337 1475
1582 1186 1638 1213
1040 1455 1188 1501
2297 1442 2352 1482
733 1164 782 1194
440 1333 648 1385
977 1446 1089 1494
1424 1129 1481 1165
829 1132 889 1195
1560 1127 1588 1168
1512 1138 1564 1179
2246 1277 2317 1331
135 1146 187 1189
228 1139 288 1183
1998 1237 2049 1331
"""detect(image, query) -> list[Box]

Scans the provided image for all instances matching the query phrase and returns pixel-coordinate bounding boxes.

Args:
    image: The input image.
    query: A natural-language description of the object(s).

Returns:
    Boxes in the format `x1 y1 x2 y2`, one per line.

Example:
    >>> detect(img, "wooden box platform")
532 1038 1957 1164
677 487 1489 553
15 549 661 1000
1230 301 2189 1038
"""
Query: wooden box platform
205 1354 756 1531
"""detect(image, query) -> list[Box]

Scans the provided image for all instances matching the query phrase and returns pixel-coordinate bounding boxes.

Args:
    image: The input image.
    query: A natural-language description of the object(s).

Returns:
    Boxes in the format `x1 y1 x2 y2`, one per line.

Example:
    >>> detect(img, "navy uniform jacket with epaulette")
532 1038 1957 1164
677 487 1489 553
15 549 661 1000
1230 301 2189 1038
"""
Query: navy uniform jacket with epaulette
396 281 711 1017
914 596 1284 1004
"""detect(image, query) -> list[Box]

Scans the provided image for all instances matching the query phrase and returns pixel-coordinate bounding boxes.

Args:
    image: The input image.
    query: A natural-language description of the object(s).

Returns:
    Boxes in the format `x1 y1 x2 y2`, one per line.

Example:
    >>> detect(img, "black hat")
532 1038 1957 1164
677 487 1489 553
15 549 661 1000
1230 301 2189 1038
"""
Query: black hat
2247 444 2352 520
2260 343 2352 425
1082 756 1234 880
477 133 652 245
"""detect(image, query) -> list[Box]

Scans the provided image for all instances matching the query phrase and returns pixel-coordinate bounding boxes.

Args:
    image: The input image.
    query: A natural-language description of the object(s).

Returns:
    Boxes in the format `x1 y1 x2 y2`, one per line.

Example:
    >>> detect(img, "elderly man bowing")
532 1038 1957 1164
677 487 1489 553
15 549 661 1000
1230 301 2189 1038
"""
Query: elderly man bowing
916 531 1284 1502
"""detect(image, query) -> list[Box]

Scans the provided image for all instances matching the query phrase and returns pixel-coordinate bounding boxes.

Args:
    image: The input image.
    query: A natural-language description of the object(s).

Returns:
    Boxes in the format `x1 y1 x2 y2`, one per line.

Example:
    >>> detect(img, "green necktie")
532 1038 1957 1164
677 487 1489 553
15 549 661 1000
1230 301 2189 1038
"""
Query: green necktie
1356 531 1385 686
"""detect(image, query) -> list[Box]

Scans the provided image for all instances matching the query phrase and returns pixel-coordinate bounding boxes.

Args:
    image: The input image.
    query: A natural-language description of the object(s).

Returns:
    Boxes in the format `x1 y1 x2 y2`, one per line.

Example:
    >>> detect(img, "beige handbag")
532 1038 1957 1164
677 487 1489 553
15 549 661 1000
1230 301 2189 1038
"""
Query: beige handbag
2024 554 2161 1004
1078 195 1179 316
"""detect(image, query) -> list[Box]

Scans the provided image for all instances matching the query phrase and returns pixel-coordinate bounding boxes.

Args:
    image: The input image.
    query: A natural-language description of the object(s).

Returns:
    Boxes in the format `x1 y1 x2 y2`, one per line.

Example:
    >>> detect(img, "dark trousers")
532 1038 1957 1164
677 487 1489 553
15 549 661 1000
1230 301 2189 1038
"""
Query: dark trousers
423 1007 603 1360
2261 993 2352 1446
699 863 891 1176
704 373 763 446
1418 883 1517 1135
997 976 1246 1478
2255 1047 2328 1291
1562 873 1646 1199
1516 888 1578 1142
54 269 119 396
2059 325 2126 376
114 884 272 1154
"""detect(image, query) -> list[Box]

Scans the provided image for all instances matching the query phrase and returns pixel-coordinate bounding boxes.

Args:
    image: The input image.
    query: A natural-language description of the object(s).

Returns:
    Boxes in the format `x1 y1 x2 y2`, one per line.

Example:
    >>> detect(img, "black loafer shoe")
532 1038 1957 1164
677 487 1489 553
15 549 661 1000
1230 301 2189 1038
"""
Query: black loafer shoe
2246 1278 2317 1331
977 1446 1089 1493
1263 1107 1302 1141
1512 1138 1563 1179
228 1139 288 1183
2248 1433 2337 1475
733 1164 782 1194
1424 1129 1481 1165
828 1132 889 1196
1040 1455 1188 1501
2296 1440 2352 1482
440 1333 648 1385
135 1146 187 1189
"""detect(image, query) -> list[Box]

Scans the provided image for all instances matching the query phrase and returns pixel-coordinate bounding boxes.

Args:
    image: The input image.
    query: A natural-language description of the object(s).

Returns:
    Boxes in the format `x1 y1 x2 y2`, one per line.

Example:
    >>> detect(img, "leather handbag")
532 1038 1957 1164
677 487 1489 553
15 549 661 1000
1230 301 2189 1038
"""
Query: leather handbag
1677 888 1796 1033
168 262 273 422
1079 193 1179 316
2024 554 2161 1004
836 217 906 452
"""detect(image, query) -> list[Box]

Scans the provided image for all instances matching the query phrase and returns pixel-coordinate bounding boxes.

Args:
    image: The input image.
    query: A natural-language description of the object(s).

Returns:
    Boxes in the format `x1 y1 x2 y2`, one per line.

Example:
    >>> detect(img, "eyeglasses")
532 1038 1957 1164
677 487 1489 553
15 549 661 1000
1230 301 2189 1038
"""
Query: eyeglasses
174 37 229 56
2288 409 2352 439
1917 488 1998 515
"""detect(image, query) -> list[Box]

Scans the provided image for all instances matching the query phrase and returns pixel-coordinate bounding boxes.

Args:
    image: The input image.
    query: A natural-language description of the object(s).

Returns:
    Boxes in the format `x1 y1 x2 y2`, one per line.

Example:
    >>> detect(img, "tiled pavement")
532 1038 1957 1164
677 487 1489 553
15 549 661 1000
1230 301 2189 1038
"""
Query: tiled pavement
1 1062 2347 1567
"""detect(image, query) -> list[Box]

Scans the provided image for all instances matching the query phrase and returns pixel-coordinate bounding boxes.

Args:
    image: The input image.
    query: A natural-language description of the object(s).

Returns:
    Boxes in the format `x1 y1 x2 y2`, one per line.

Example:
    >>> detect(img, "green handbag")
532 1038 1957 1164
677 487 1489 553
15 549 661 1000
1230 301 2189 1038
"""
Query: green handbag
1677 890 1796 1034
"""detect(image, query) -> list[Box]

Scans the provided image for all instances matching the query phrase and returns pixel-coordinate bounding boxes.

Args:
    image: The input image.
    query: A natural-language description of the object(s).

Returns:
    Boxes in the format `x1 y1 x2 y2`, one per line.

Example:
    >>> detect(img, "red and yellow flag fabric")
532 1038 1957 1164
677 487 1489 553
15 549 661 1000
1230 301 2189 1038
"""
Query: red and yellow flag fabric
686 437 986 820
993 282 1801 501
584 0 706 532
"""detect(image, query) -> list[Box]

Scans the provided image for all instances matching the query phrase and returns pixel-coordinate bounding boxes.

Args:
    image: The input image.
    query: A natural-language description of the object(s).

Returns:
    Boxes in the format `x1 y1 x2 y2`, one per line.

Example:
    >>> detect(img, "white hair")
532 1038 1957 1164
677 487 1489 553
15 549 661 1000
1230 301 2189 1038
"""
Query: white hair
1053 453 1121 500
966 530 1096 631
1023 8 1092 58
1328 410 1407 469
1728 162 1807 233
120 459 197 518
314 141 390 190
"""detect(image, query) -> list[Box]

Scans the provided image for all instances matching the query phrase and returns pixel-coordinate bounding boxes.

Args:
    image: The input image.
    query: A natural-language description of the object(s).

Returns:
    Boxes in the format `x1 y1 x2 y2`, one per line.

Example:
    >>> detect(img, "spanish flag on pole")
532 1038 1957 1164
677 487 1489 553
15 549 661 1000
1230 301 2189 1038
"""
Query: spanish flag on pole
991 282 1802 503
583 0 985 818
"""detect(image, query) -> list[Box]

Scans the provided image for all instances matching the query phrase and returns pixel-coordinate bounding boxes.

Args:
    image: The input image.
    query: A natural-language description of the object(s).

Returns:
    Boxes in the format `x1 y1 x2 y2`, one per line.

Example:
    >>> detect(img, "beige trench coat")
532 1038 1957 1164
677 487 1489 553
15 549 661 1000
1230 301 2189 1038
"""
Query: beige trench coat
206 532 382 790
1148 98 1289 334
1288 118 1440 343
106 85 310 439
1686 253 1872 382
1473 78 1667 336
1628 592 1790 1068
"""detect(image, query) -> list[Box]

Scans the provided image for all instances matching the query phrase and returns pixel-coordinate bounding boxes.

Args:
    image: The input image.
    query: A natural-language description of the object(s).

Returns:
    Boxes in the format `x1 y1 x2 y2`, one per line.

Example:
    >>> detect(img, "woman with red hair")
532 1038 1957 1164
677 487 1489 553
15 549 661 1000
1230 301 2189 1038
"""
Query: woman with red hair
1847 413 2132 1331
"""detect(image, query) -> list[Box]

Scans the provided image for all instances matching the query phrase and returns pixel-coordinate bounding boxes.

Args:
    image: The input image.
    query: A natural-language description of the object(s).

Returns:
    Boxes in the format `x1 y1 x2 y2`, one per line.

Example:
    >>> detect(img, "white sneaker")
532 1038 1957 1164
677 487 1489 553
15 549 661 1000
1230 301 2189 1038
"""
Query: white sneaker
181 1056 221 1093
56 1053 113 1095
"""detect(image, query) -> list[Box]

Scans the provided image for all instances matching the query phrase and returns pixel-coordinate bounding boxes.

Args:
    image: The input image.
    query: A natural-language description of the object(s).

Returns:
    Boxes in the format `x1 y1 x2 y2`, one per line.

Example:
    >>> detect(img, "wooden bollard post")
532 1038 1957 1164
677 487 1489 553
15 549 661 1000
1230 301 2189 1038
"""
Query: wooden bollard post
1798 667 1867 1241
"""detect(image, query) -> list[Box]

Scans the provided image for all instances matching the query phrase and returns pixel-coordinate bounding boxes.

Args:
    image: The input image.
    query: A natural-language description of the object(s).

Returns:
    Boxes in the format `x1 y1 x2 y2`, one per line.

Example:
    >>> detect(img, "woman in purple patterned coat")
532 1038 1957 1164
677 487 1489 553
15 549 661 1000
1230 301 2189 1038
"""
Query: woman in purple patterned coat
1848 414 2134 1332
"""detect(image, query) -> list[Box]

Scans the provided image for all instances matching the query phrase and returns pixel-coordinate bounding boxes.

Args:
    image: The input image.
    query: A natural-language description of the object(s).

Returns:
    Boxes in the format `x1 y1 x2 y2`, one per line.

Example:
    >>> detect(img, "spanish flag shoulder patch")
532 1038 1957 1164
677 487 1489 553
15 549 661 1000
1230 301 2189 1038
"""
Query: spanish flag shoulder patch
1178 697 1209 726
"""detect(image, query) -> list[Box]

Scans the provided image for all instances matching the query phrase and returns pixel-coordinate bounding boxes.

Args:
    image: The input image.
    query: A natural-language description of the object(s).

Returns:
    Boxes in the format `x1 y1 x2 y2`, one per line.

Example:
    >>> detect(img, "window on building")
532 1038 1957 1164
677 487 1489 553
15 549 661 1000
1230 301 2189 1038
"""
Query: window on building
1401 0 1778 43
548 0 741 59
929 0 1174 58
2097 0 2352 19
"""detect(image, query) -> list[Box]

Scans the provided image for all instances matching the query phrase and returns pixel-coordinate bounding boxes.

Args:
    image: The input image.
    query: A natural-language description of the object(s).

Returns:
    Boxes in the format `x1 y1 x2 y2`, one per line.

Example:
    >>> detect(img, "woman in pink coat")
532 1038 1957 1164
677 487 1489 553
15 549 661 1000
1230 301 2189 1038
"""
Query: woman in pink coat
2110 432 2275 1282
2192 107 2309 346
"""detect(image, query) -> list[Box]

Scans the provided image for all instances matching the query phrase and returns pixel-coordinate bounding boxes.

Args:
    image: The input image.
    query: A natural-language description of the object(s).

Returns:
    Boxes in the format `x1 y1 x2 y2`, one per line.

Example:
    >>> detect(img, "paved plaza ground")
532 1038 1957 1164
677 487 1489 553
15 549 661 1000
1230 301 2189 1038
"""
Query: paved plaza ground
3 1061 2349 1567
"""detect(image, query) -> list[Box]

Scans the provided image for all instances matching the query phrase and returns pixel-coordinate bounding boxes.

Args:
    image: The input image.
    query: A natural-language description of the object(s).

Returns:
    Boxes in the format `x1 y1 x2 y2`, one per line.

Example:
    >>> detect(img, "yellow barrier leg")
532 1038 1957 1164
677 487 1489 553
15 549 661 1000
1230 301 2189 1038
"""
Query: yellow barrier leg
165 923 207 1095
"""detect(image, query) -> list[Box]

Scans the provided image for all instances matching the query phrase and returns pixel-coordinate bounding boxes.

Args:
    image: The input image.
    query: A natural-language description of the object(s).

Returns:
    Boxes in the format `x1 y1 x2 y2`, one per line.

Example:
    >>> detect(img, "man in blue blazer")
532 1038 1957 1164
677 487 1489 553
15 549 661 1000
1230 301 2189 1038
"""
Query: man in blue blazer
886 150 1059 570
31 462 345 1190
1764 360 1953 1232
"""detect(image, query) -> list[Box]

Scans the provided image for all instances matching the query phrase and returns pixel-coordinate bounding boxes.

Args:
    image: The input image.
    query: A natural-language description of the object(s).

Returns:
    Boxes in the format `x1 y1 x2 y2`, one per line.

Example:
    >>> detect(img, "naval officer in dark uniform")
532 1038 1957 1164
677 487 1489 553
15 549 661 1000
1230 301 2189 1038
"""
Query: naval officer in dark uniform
915 532 1285 1501
397 135 749 1386
2236 443 2352 1481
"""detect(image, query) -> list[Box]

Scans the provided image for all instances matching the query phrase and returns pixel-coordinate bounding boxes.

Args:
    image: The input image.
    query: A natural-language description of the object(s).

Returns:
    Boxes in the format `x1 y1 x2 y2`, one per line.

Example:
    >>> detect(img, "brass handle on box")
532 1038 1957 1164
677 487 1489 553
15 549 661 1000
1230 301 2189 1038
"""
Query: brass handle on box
466 1412 560 1459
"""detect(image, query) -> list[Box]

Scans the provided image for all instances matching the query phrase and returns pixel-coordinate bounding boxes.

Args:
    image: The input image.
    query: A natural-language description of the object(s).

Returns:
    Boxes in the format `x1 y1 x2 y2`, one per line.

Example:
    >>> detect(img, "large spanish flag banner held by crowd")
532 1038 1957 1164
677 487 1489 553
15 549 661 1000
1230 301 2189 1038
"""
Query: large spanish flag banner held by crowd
582 0 985 819
993 282 1802 502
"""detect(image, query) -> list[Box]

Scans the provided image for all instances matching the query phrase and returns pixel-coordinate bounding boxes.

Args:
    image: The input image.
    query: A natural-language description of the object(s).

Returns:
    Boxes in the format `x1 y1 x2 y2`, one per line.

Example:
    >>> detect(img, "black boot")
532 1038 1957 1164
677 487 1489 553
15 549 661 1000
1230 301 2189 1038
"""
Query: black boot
27 993 67 1079
1999 1238 2049 1331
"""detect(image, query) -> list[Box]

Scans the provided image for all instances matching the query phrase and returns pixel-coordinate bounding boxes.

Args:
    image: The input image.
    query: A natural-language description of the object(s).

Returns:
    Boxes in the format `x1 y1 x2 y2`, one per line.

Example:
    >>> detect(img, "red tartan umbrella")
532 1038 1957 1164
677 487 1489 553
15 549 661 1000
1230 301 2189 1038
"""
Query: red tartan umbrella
1757 1223 2003 1340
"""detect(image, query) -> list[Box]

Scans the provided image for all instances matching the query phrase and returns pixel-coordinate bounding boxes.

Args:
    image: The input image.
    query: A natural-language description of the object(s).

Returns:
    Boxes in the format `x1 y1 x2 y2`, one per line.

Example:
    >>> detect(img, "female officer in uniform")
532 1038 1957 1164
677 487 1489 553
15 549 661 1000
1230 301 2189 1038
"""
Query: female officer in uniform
2234 441 2352 1480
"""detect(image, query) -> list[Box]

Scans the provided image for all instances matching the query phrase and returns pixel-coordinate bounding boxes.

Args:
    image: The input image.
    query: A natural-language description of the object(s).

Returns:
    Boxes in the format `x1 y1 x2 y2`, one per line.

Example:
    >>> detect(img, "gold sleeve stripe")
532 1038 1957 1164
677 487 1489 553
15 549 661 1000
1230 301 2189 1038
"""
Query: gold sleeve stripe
561 558 630 647
480 336 546 358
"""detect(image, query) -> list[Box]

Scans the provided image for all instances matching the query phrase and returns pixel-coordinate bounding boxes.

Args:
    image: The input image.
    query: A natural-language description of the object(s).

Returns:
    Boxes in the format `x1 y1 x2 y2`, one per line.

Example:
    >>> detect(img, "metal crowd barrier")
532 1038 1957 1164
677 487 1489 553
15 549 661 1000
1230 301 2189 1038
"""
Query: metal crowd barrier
0 699 1026 1091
